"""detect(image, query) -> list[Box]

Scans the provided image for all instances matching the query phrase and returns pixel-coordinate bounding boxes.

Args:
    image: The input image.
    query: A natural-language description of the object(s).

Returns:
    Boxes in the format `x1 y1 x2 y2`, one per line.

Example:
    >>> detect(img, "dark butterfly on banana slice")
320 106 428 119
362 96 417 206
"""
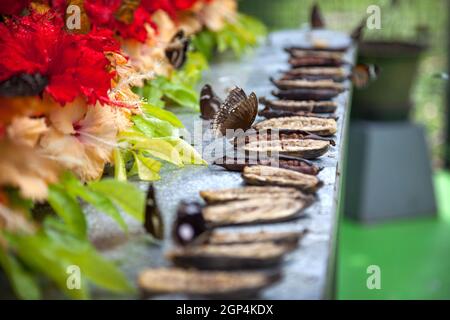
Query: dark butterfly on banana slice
200 84 223 120
208 86 258 137
165 30 190 69
0 73 48 97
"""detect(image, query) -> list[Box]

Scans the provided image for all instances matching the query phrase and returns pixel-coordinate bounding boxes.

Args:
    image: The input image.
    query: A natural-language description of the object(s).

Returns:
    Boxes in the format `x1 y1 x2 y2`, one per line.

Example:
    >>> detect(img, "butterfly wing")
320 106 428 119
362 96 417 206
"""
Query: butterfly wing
200 84 223 120
212 89 258 137
352 64 380 88
311 3 325 29
211 87 248 136
165 30 189 69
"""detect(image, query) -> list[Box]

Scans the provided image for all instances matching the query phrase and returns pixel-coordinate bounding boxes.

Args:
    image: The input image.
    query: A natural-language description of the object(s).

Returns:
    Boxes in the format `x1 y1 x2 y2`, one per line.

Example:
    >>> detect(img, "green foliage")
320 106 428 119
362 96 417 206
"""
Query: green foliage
47 185 87 239
141 104 184 128
113 148 127 181
0 247 40 300
61 173 128 232
117 128 206 181
88 179 145 223
3 219 134 300
192 13 267 59
131 151 161 181
132 114 177 138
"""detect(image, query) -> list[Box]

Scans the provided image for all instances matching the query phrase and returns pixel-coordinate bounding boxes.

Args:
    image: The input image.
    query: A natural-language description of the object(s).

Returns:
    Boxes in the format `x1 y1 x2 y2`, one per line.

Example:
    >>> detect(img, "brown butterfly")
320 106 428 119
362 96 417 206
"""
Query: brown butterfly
115 0 141 24
200 84 223 120
311 2 325 29
351 64 380 88
211 87 258 137
165 30 190 69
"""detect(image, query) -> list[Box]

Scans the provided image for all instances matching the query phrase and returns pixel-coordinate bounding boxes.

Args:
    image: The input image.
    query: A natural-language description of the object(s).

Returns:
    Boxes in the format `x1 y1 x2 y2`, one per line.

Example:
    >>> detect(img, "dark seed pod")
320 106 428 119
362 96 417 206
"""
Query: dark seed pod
214 155 322 175
280 72 346 82
284 45 349 53
232 129 334 159
167 242 293 270
200 186 314 204
281 66 348 82
288 56 344 67
203 196 313 227
254 116 337 136
285 48 345 60
233 129 335 145
270 78 345 92
0 73 48 97
241 138 331 160
260 98 337 113
242 165 323 193
259 106 336 119
138 267 281 298
172 201 208 245
272 88 341 101
144 185 164 240
207 230 308 247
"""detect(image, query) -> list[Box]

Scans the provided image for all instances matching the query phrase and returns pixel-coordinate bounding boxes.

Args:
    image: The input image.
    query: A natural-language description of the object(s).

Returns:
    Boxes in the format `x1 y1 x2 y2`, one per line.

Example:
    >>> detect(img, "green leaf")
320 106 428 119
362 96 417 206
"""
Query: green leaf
173 51 209 86
88 179 145 223
141 104 184 128
163 137 207 165
0 246 41 300
134 138 183 166
7 232 90 299
191 30 216 60
61 173 128 233
132 115 176 138
132 152 161 181
47 185 87 239
159 81 199 111
134 84 165 108
40 224 134 294
117 130 150 144
113 148 127 181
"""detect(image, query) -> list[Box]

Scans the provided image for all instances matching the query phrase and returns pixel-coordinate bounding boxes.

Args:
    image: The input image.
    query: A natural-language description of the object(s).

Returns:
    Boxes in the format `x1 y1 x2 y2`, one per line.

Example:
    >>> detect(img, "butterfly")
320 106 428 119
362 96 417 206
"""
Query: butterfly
144 185 164 240
165 30 190 69
351 64 380 88
115 0 141 24
211 86 258 137
311 3 325 29
351 18 367 43
0 73 48 97
200 84 223 120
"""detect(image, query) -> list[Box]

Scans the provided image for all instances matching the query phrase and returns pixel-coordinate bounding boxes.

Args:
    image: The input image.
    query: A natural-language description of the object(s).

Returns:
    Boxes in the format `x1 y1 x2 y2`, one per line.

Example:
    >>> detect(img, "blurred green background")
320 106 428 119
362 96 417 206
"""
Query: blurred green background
239 0 449 299
239 0 448 167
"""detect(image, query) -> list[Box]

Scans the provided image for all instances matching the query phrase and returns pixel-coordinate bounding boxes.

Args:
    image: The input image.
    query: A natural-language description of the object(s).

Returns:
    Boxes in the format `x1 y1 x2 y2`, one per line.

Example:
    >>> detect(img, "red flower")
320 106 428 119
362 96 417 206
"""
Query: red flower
0 0 31 15
141 0 200 19
79 0 154 42
0 12 120 106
